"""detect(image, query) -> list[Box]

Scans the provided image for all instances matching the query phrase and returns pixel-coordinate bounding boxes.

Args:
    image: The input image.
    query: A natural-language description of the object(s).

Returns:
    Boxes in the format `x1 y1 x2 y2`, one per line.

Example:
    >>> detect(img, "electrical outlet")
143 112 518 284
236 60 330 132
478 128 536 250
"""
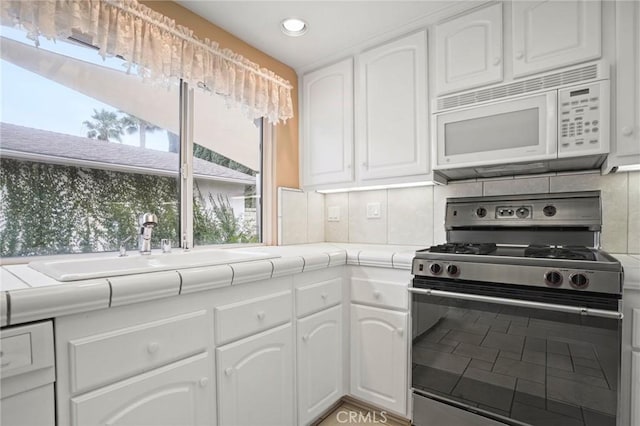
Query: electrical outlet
327 206 340 222
366 202 381 219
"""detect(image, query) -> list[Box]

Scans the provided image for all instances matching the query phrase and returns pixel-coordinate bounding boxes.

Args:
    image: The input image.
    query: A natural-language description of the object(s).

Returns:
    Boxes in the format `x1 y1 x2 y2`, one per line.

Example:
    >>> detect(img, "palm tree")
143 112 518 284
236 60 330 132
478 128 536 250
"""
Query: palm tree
83 109 124 142
120 113 161 149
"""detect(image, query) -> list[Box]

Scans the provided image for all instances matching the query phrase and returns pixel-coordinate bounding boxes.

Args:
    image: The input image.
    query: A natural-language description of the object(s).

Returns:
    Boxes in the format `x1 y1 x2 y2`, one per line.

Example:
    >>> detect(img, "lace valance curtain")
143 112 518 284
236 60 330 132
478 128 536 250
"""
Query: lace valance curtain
0 0 294 124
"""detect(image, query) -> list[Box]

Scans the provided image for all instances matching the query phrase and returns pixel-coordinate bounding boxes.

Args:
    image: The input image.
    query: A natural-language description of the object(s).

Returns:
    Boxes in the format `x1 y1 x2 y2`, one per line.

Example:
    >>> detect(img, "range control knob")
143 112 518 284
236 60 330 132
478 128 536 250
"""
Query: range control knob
544 271 563 287
476 207 487 218
446 264 460 276
543 205 557 217
429 263 442 275
570 273 589 289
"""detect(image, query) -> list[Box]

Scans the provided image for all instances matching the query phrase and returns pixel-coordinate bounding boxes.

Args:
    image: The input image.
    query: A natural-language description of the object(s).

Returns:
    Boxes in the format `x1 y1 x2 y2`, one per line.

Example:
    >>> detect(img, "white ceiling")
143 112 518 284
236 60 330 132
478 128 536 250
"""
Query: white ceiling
176 1 479 74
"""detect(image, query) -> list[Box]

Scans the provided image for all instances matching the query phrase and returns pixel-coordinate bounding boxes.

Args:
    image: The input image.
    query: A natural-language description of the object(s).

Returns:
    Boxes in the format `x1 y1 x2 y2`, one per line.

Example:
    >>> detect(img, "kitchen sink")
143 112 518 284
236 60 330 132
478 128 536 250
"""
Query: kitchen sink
29 249 279 282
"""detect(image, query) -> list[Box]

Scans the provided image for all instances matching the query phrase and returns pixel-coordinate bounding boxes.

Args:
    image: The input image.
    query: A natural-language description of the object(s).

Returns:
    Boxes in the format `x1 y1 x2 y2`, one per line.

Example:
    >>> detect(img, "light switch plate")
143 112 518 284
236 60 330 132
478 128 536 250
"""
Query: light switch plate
366 202 381 219
327 206 340 222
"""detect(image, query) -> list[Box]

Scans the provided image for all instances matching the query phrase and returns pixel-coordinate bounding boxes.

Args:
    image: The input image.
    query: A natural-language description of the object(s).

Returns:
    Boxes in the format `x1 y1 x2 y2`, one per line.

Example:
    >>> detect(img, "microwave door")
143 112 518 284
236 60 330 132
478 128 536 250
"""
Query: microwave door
435 92 557 170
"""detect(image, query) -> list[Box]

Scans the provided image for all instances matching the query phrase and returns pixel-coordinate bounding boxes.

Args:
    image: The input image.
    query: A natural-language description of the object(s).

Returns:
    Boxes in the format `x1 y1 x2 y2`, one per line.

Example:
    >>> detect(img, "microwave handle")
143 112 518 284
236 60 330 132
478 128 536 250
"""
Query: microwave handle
546 91 558 155
408 287 622 320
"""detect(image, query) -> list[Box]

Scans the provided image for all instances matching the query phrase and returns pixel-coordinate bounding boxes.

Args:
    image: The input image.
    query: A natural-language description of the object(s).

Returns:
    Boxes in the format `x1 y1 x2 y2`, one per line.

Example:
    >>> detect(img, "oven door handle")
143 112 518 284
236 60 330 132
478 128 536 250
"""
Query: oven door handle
408 288 623 320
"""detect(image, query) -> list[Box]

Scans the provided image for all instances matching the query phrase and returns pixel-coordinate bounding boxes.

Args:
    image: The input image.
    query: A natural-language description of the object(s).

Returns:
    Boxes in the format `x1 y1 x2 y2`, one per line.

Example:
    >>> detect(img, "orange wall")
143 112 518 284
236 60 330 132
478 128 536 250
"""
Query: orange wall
141 1 300 191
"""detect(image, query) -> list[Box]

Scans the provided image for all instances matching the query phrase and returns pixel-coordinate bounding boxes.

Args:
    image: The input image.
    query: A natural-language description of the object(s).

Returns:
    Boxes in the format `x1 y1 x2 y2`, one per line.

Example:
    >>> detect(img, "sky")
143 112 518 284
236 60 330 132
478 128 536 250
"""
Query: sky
0 25 173 152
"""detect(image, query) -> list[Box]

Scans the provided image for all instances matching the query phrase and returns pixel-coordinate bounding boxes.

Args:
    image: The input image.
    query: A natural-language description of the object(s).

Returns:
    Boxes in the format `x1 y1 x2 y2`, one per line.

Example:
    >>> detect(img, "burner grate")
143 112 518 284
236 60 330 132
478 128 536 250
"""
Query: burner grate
523 245 597 261
428 243 497 255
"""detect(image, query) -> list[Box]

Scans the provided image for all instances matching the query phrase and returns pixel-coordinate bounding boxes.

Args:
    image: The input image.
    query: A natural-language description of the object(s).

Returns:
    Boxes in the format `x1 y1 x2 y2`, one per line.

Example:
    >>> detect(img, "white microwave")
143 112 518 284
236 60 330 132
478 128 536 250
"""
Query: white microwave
433 79 610 179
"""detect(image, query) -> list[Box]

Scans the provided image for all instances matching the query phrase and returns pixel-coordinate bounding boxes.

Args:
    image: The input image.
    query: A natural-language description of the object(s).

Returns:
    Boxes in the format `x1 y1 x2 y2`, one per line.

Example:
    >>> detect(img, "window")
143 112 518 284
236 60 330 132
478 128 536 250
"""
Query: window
192 90 263 246
0 26 262 257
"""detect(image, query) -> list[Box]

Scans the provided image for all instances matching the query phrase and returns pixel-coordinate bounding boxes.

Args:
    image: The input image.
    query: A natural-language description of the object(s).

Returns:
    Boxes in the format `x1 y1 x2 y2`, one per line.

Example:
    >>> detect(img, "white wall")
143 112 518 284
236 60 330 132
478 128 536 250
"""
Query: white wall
279 170 640 254
195 179 248 219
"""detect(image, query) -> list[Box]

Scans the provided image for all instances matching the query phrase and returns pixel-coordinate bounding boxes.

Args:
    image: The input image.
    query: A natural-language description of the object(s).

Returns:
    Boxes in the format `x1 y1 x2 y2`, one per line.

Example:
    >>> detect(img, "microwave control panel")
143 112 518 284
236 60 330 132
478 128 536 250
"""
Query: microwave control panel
558 81 609 156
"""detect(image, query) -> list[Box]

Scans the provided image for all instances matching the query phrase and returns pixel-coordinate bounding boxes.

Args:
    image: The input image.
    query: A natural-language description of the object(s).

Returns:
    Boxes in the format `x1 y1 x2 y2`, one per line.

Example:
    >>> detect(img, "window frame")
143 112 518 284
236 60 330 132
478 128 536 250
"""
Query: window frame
0 43 268 263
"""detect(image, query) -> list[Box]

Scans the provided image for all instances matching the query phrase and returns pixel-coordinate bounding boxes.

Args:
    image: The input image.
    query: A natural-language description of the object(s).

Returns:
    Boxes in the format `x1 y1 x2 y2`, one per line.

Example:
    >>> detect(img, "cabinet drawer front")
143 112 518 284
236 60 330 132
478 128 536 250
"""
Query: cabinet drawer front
215 290 292 345
634 309 640 350
351 277 408 310
296 278 342 318
69 311 208 393
0 321 54 379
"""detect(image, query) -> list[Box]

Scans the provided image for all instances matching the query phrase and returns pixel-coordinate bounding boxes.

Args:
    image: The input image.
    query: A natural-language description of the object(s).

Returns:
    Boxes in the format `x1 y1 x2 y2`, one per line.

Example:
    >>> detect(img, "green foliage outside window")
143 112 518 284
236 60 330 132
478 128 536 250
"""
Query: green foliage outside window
0 159 257 257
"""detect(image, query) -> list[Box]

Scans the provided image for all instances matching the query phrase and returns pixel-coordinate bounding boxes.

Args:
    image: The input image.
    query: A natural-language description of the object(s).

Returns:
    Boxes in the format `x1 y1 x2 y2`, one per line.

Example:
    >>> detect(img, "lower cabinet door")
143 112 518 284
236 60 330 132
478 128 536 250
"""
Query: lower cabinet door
1 384 55 426
633 352 640 426
297 305 343 425
70 352 214 426
350 304 408 416
217 323 294 426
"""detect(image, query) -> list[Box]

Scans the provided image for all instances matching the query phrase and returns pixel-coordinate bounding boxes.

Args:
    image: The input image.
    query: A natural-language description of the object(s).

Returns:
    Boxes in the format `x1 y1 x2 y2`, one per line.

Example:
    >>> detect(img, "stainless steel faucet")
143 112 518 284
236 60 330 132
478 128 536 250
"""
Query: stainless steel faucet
138 213 158 255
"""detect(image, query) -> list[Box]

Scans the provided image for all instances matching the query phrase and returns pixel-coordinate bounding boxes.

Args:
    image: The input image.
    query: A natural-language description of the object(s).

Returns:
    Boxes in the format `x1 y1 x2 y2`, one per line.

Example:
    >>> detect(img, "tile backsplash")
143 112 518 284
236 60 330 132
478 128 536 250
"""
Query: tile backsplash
279 170 640 254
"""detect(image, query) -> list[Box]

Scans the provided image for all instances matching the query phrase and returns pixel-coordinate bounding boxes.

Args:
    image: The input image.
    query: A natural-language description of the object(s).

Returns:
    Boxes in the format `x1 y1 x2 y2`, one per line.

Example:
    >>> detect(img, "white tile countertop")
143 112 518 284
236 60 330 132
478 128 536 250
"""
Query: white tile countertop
2 245 637 327
0 243 422 327
614 254 640 291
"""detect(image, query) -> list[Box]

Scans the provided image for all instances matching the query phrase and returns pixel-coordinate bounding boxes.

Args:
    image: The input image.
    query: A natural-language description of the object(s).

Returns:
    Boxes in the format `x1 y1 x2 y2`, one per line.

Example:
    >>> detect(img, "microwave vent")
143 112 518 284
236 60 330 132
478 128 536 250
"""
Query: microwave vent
436 62 602 111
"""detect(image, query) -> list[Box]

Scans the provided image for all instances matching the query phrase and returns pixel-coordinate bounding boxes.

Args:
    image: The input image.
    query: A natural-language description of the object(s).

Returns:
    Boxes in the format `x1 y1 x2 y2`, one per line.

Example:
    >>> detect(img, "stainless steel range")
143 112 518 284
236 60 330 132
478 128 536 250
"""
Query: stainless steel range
410 191 623 426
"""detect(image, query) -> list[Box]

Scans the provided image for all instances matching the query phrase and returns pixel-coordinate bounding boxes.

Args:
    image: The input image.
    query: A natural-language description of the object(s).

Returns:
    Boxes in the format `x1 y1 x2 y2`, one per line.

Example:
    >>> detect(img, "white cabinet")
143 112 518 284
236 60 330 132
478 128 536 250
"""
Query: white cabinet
350 304 408 416
70 353 212 426
301 30 430 190
357 30 429 181
511 0 601 78
631 308 640 426
607 0 640 170
1 321 55 426
302 58 354 186
55 302 216 426
297 305 343 425
295 268 344 425
633 352 640 426
217 323 294 426
349 267 411 416
434 3 503 95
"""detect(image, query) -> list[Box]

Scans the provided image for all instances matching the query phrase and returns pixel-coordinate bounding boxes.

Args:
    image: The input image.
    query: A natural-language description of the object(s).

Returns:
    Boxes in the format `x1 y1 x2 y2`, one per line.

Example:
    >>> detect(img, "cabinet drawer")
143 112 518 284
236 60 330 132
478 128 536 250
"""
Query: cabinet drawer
634 308 640 350
296 278 342 318
351 277 408 310
215 290 292 345
69 310 208 393
1 321 54 380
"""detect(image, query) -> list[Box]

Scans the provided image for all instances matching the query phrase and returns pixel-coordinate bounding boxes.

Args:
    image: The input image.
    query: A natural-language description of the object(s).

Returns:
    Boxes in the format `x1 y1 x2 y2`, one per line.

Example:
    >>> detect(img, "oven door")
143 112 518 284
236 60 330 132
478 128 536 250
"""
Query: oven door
410 278 621 426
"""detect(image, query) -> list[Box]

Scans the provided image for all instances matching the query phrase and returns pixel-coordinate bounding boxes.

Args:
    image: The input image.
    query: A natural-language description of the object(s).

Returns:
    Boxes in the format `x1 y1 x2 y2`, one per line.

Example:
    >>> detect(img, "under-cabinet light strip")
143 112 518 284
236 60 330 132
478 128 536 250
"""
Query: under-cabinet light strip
616 164 640 172
316 181 436 194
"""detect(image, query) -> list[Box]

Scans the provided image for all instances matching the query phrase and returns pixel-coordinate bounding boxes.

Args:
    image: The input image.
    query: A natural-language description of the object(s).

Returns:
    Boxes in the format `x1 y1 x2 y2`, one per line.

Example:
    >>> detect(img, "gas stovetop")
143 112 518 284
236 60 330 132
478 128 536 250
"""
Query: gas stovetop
413 244 622 295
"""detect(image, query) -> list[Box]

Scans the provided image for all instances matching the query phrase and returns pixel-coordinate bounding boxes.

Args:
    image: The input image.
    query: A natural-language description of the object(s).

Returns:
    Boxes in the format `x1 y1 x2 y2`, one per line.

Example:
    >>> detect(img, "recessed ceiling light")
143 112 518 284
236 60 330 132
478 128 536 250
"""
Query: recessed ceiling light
281 18 308 37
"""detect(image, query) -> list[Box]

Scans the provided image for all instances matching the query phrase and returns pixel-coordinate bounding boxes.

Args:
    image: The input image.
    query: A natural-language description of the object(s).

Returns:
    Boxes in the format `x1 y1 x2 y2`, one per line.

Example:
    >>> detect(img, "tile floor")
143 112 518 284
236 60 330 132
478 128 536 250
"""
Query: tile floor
412 303 619 426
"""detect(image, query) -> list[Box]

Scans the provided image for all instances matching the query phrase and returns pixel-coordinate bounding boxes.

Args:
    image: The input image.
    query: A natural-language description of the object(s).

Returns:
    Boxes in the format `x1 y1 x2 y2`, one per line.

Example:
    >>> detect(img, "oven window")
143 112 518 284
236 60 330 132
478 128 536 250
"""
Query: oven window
412 292 619 426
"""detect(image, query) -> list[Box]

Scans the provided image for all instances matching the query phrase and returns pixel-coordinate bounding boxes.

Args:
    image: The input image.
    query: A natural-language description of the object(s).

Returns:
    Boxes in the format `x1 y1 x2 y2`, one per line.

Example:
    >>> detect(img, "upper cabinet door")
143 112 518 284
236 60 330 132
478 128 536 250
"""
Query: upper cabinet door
357 30 429 181
512 0 601 78
434 3 503 95
302 58 354 186
612 0 640 166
